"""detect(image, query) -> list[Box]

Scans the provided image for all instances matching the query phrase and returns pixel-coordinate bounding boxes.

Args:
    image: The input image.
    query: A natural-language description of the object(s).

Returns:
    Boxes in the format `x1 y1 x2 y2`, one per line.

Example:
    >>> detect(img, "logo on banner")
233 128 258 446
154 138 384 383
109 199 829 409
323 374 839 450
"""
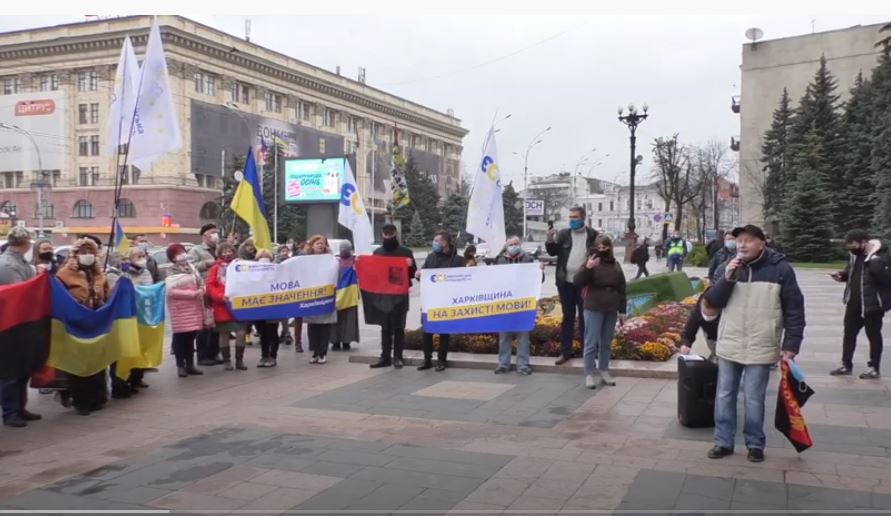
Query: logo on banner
340 183 362 216
481 155 500 185
429 272 471 284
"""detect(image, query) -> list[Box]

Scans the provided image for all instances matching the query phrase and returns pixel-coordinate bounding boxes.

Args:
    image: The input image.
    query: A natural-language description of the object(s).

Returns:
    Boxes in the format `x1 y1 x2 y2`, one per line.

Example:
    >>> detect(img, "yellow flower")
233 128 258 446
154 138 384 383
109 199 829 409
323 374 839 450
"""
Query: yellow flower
640 341 672 361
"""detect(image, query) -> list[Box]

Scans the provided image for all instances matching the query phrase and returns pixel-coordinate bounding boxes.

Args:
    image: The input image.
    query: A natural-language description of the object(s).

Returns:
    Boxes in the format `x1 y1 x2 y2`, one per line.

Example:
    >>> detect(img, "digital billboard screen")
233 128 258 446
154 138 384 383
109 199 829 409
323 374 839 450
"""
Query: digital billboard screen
283 157 346 203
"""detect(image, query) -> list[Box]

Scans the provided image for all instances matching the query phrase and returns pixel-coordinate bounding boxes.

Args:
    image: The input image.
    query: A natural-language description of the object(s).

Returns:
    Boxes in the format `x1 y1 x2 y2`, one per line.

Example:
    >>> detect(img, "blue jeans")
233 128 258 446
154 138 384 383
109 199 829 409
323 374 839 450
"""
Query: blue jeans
582 310 618 375
667 255 684 272
498 332 531 370
1 378 25 419
714 358 771 450
557 282 585 357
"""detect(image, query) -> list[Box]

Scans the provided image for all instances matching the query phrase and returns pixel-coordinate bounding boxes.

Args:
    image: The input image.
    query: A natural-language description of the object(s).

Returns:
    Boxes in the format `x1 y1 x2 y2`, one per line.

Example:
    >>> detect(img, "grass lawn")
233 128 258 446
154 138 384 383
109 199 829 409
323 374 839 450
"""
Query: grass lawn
791 261 847 270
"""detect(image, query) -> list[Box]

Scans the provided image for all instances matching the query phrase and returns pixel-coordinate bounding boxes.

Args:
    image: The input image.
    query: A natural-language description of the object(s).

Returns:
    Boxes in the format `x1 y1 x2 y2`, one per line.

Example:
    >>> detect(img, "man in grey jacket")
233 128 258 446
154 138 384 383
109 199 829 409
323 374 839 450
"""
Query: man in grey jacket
702 224 805 463
0 226 42 428
188 223 221 365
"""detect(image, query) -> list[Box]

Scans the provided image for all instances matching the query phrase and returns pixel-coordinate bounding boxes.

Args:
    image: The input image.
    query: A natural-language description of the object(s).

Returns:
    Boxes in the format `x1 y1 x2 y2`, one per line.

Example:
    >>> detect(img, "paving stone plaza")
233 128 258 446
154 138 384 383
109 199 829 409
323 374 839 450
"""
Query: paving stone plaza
2 265 891 514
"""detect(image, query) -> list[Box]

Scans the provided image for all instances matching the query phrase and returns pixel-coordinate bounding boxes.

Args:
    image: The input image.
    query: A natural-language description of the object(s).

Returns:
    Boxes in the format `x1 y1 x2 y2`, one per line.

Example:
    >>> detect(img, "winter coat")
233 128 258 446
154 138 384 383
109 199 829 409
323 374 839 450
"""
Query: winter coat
126 264 155 286
493 251 544 283
630 245 650 266
573 255 627 315
56 264 109 309
0 249 35 285
187 243 216 279
373 242 417 282
545 227 598 286
708 246 736 283
165 267 206 334
422 248 465 270
705 248 805 365
205 258 234 324
839 239 891 315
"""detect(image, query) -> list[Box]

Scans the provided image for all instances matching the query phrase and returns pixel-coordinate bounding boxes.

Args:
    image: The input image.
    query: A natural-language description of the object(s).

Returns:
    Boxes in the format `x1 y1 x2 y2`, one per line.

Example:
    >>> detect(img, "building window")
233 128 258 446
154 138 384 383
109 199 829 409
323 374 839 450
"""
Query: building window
265 91 283 113
79 167 89 186
72 200 94 219
598 202 603 212
200 201 220 220
2 78 12 95
36 203 54 219
609 201 614 212
299 102 312 121
0 201 16 215
51 170 60 187
193 71 216 96
90 136 100 156
39 74 58 92
78 70 98 92
78 137 89 156
323 108 336 127
230 82 249 104
91 166 100 185
115 198 135 218
90 103 99 124
78 104 88 124
1 173 23 189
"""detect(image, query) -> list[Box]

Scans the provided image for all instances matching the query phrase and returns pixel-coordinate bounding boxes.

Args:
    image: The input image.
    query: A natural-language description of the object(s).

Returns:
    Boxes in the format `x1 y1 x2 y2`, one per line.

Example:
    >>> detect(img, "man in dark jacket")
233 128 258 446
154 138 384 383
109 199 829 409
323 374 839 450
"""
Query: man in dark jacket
830 230 891 379
370 223 417 369
703 224 805 463
416 230 464 371
708 232 737 283
706 230 726 258
630 237 650 279
545 206 597 365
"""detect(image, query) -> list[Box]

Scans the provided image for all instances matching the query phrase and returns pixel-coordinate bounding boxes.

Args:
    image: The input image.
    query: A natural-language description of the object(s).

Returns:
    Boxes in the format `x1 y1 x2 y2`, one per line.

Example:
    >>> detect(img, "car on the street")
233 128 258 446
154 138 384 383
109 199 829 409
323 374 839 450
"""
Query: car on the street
524 241 557 265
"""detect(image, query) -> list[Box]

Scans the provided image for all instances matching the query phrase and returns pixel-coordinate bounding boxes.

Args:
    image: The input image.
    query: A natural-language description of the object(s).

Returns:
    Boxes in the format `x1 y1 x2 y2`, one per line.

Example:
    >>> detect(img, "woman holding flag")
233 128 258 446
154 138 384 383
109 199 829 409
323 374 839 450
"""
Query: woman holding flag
330 241 360 352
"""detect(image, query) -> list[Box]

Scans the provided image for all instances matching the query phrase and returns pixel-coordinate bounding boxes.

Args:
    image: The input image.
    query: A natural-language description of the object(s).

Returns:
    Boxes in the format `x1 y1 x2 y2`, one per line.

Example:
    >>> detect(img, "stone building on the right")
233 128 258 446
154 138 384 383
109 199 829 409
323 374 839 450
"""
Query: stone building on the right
737 21 889 233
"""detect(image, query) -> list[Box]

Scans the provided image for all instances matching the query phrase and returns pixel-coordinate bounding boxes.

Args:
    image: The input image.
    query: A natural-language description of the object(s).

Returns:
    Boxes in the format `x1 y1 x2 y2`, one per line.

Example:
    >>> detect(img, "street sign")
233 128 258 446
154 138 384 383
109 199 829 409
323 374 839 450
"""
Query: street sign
653 214 662 223
664 212 673 223
525 199 545 217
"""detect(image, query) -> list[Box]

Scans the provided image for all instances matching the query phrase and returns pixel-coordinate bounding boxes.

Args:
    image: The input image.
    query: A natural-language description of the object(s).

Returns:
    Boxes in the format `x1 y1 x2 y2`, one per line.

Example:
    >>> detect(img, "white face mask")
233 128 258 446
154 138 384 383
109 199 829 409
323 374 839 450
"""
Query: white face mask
175 254 188 264
133 259 147 268
258 257 272 263
24 248 33 263
78 254 96 267
209 233 220 244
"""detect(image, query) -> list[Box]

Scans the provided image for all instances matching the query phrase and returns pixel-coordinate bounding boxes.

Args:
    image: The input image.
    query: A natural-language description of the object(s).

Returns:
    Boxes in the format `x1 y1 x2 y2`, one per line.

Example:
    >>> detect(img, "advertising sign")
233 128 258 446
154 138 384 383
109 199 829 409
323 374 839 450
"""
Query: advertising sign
283 157 346 203
0 91 67 173
525 199 545 217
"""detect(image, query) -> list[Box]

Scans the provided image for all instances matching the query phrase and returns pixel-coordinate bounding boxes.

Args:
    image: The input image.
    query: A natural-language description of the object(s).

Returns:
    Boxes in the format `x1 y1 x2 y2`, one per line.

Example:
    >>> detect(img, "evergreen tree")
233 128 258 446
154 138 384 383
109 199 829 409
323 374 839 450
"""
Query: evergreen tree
395 159 440 245
781 132 835 262
502 181 523 238
836 72 876 234
870 47 891 240
761 89 793 230
786 55 843 228
440 189 469 245
405 210 427 247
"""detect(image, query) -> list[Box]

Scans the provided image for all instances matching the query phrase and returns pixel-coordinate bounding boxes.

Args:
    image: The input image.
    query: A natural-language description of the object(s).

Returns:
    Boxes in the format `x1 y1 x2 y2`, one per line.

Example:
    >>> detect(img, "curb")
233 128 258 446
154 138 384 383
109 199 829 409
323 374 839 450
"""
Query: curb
348 352 678 380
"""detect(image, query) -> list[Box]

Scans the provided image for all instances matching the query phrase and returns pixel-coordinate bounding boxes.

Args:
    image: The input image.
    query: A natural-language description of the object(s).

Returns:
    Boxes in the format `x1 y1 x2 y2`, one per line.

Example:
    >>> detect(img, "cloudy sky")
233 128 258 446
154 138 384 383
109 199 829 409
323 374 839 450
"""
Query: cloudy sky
2 14 888 187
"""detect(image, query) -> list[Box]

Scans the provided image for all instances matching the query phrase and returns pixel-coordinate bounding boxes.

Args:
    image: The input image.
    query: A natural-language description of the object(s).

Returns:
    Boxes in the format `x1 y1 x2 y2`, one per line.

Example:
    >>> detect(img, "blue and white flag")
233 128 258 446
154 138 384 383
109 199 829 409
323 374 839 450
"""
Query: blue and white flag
338 159 373 255
128 17 181 170
420 262 542 334
104 36 140 156
466 128 506 253
224 255 338 321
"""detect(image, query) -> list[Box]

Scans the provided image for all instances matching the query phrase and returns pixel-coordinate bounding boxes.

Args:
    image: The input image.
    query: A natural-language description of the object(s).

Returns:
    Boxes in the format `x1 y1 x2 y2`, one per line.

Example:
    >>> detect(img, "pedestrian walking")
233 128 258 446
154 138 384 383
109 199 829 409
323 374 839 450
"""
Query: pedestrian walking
630 237 650 279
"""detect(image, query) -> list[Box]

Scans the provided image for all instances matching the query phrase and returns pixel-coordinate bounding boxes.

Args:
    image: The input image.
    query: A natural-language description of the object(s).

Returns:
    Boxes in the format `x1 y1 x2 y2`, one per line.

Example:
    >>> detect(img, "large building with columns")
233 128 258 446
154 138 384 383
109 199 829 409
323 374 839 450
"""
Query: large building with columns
0 15 467 243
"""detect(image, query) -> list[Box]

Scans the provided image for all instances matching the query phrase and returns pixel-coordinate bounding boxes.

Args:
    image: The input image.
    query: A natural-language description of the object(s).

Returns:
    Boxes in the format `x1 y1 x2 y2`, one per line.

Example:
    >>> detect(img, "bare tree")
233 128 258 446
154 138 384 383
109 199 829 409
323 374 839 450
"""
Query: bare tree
652 134 703 239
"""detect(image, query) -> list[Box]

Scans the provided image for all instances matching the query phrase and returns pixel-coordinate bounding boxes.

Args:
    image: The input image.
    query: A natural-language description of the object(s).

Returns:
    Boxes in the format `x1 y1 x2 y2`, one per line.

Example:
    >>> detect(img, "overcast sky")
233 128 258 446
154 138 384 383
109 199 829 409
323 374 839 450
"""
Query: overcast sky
2 14 889 187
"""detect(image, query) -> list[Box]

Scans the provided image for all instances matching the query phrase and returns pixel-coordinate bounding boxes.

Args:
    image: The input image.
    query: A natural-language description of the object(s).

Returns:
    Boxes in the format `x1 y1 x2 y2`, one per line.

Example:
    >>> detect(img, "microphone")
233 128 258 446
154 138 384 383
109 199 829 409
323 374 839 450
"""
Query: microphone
728 253 743 281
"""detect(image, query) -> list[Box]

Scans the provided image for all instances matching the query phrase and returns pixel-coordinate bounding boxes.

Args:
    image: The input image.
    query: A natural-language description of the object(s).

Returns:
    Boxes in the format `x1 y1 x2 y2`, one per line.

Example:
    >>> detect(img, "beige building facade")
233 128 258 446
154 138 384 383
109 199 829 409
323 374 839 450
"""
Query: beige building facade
0 15 467 244
738 22 888 229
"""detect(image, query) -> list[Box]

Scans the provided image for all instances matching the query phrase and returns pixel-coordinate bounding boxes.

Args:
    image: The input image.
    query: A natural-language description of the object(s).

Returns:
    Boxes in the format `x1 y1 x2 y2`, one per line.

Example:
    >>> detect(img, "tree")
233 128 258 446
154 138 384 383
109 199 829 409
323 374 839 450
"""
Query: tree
787 55 843 227
761 89 794 230
502 181 523 238
836 72 876 234
262 142 305 243
405 210 427 247
652 134 701 238
440 188 469 245
395 158 440 246
781 132 835 262
870 47 891 241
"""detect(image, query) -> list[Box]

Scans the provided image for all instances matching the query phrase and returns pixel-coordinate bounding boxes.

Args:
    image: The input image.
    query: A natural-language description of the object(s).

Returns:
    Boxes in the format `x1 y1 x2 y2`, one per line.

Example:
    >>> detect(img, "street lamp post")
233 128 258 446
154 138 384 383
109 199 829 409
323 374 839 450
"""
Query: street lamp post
514 126 551 240
571 148 597 208
617 103 649 237
0 123 46 238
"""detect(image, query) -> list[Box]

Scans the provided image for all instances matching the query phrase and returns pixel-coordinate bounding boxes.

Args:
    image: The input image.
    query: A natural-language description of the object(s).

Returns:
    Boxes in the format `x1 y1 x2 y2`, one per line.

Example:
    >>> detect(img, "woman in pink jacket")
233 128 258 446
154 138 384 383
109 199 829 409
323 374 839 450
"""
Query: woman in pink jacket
164 243 206 378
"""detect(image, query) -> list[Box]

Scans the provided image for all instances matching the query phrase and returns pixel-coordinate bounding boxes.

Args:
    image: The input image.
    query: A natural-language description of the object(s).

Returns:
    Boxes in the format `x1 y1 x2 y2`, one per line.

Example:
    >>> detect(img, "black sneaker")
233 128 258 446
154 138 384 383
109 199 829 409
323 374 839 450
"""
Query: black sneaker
435 361 447 372
3 415 27 428
417 361 433 371
829 365 853 376
707 446 734 459
197 358 217 366
393 359 404 369
369 360 392 369
747 448 765 463
860 367 881 379
331 343 342 351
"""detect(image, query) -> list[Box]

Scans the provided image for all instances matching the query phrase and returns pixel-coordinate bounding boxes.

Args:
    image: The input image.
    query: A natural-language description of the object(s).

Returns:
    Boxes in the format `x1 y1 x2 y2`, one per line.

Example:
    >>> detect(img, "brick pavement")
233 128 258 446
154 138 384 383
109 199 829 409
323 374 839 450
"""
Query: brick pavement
1 266 890 515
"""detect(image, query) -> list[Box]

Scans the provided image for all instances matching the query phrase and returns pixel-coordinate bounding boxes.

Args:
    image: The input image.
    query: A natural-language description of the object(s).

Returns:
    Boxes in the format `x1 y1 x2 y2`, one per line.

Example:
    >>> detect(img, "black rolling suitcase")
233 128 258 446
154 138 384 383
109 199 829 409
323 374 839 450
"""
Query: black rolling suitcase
677 355 718 428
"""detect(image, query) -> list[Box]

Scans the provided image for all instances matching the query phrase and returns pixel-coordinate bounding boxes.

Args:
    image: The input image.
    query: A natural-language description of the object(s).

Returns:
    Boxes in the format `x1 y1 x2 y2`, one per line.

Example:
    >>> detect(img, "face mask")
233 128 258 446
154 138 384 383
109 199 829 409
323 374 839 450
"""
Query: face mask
508 245 522 256
597 249 613 258
382 237 399 250
258 257 272 263
432 241 442 253
133 259 147 268
175 254 188 264
851 246 866 255
340 250 351 258
569 220 583 231
39 251 54 262
78 254 96 267
223 254 235 263
725 240 737 251
209 233 220 244
24 249 33 263
137 243 150 253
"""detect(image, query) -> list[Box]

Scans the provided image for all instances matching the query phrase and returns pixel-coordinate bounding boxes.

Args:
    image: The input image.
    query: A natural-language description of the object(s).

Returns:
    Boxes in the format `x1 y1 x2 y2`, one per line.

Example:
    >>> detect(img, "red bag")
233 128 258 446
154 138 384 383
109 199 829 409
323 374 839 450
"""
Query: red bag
30 365 56 388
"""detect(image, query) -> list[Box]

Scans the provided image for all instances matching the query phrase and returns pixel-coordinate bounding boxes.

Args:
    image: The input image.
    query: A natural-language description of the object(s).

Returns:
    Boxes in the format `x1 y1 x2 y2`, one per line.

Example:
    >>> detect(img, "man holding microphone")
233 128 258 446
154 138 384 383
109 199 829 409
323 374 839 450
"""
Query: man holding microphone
698 225 805 463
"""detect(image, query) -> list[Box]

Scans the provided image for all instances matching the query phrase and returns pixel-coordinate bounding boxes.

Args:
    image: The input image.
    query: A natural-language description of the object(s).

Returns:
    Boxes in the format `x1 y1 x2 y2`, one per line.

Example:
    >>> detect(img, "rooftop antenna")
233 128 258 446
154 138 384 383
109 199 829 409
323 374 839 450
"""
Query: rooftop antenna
745 27 764 50
358 67 366 84
811 18 816 34
245 18 251 42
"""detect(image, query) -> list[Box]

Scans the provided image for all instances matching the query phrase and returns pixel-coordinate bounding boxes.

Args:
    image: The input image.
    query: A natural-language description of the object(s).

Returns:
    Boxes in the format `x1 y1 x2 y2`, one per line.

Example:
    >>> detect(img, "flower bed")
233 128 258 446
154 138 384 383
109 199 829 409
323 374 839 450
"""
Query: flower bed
404 293 701 361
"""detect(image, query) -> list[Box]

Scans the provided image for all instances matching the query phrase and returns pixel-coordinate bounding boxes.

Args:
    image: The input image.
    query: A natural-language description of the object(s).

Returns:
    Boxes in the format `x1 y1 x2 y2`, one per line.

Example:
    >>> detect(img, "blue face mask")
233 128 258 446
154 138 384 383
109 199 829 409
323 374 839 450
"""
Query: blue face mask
569 219 583 231
725 240 737 251
508 245 522 256
432 241 442 253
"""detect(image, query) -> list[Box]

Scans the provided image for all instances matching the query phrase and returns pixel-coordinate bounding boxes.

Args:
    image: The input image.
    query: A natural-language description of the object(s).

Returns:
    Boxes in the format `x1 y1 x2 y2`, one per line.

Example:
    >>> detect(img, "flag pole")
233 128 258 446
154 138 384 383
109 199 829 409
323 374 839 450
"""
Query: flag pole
273 138 278 245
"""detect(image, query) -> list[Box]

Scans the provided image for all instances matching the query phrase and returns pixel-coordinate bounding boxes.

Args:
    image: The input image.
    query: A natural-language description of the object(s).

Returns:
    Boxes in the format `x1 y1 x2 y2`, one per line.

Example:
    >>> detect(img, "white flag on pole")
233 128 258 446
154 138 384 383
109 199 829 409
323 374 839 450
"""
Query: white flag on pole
104 36 140 157
337 159 374 254
466 128 506 253
129 18 181 170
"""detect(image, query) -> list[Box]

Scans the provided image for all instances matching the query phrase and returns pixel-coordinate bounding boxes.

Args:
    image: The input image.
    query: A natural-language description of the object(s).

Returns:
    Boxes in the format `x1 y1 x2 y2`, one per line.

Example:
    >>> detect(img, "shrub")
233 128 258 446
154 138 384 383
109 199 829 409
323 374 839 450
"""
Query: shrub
688 243 709 267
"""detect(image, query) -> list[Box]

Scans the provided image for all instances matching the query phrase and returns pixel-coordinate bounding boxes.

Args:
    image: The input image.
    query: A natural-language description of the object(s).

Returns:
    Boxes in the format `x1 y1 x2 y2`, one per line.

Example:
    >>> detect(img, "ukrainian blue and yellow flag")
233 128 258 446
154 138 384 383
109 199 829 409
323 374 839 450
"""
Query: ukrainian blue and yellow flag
335 267 359 311
115 282 165 380
113 219 130 255
48 277 139 377
230 147 272 251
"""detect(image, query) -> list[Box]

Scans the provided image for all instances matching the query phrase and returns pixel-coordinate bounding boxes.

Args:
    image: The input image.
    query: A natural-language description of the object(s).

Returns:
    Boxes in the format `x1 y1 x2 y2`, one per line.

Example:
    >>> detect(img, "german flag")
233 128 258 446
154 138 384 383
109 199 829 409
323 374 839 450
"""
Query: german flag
0 274 51 379
355 255 410 325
